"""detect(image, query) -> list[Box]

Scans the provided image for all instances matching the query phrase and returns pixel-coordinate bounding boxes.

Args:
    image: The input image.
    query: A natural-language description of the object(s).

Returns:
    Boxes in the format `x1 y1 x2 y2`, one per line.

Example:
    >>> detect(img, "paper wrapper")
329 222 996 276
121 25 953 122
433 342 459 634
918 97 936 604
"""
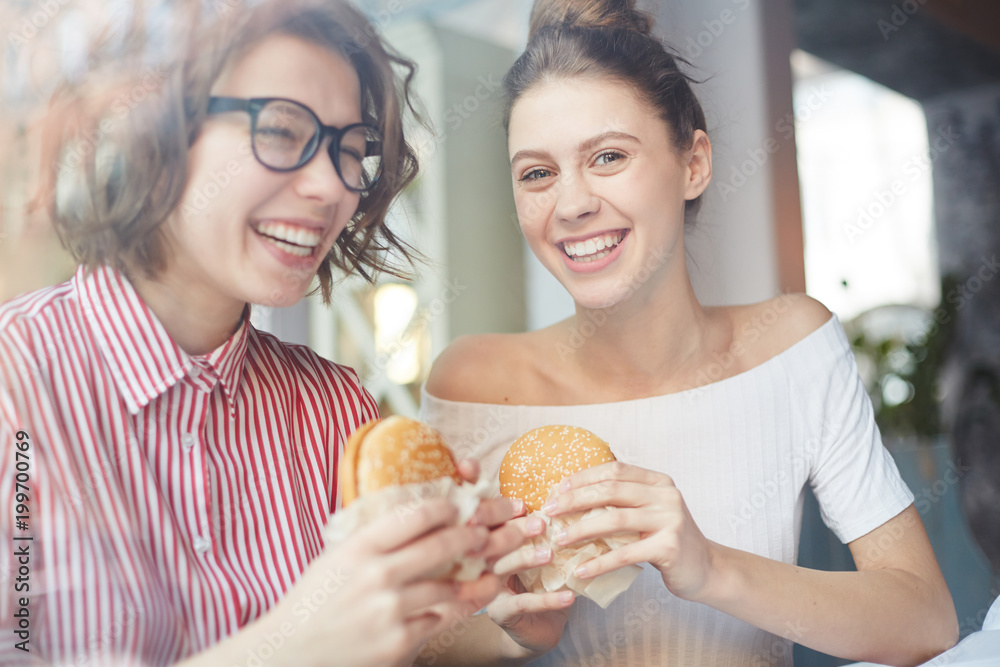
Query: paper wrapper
325 476 496 581
517 509 641 609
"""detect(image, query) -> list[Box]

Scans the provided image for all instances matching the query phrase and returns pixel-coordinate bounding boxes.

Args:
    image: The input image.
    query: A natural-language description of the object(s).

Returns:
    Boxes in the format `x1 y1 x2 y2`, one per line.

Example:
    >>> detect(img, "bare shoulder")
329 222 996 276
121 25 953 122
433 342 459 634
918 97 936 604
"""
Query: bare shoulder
424 332 536 404
724 293 833 368
760 293 832 348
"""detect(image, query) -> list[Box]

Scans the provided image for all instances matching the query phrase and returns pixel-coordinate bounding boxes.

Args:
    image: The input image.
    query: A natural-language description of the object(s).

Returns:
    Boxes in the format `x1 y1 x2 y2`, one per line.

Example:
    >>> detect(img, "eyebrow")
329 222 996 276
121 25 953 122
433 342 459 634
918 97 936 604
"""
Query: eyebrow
509 131 641 166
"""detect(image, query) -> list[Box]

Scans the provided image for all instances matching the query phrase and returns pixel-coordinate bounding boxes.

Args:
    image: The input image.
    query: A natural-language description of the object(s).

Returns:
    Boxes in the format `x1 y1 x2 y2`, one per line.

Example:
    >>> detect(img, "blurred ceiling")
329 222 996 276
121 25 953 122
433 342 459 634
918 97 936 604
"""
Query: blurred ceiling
355 0 532 50
794 0 1000 101
354 0 1000 102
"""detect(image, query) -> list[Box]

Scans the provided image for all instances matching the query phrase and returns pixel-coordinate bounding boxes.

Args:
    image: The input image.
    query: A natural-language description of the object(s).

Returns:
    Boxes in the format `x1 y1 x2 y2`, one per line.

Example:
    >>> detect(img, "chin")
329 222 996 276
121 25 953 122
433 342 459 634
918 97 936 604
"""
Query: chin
250 285 310 310
569 288 628 312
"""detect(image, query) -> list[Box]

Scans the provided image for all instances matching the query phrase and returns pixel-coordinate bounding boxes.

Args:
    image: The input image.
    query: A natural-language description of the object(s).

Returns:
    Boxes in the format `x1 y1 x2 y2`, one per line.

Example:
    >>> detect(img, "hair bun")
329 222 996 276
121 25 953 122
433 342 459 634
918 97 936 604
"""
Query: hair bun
528 0 653 41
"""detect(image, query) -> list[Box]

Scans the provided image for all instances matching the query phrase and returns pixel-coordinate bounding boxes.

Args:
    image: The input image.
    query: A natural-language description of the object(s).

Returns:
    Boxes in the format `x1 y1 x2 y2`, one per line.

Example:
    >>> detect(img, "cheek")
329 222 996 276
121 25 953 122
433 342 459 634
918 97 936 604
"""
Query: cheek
514 192 549 236
183 132 269 215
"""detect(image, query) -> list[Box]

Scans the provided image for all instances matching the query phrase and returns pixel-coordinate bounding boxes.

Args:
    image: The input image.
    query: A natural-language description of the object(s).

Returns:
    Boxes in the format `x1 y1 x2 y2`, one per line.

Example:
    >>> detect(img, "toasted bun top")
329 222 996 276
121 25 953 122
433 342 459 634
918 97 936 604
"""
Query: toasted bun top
340 416 461 506
499 425 616 512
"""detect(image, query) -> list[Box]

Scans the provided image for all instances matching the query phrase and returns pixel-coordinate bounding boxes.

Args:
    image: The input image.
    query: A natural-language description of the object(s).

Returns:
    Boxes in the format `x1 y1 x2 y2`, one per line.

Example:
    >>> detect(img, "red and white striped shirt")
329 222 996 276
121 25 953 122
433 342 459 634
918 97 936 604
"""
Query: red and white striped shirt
0 265 378 665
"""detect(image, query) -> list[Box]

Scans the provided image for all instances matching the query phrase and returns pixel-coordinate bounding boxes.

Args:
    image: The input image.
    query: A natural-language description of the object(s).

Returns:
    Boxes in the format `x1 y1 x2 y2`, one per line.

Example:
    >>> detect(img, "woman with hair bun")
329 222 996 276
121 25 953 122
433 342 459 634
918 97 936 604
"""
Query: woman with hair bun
420 0 959 664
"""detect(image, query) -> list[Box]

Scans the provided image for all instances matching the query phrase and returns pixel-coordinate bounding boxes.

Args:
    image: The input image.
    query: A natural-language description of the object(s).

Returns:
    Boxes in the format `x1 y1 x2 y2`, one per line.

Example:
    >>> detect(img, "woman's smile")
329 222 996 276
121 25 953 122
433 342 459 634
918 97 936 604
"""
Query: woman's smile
558 229 630 273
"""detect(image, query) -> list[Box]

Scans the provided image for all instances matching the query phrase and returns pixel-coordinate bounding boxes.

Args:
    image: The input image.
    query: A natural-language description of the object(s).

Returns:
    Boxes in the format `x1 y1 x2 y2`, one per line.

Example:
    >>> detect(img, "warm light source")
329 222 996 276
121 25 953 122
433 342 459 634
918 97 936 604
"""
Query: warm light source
373 283 420 385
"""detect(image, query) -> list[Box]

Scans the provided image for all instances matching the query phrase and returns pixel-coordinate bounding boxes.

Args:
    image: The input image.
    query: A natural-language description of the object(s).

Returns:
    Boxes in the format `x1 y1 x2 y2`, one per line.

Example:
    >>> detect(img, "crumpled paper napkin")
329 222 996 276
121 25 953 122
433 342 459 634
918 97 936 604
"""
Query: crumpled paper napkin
517 508 641 608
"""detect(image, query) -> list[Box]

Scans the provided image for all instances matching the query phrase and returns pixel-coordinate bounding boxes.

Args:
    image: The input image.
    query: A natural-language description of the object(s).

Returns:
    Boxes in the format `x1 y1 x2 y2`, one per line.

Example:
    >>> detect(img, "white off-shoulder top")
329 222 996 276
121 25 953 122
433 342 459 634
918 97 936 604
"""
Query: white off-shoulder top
420 315 914 666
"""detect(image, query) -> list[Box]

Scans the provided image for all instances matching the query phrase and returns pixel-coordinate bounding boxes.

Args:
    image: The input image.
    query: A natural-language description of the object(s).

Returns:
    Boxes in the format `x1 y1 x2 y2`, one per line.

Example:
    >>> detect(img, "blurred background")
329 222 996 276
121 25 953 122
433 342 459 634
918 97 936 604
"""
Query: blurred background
2 0 998 663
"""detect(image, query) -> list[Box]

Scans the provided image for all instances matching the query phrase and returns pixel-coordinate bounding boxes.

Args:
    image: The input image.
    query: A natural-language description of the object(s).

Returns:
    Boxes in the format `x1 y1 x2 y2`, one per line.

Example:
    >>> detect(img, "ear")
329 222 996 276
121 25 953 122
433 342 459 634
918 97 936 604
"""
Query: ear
683 130 712 201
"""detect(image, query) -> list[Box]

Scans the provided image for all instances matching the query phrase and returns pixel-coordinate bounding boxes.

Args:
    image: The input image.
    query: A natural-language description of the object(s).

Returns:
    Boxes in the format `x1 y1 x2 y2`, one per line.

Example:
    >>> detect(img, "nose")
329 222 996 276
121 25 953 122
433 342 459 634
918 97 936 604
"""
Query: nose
290 146 354 206
553 173 600 223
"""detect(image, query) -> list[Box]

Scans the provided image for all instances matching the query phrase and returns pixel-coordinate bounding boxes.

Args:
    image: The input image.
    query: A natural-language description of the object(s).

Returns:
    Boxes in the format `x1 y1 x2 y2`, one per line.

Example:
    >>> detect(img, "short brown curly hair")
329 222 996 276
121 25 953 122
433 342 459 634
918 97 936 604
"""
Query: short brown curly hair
42 0 421 302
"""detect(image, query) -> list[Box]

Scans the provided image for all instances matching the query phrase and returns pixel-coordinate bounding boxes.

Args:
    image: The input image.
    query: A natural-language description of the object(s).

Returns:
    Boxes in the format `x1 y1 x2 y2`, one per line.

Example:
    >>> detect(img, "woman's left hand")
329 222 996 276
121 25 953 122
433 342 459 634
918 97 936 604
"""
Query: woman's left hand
542 461 720 602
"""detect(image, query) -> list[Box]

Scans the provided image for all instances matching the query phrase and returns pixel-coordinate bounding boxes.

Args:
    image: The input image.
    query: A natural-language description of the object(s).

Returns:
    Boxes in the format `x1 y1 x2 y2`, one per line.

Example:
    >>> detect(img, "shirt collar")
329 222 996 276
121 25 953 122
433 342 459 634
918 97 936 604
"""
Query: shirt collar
76 265 250 416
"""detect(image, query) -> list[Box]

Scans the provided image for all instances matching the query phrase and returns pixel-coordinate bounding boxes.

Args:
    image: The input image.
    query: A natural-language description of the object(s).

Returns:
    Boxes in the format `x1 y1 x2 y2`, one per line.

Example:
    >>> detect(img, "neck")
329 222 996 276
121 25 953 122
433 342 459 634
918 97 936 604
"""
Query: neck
128 267 245 357
565 266 720 395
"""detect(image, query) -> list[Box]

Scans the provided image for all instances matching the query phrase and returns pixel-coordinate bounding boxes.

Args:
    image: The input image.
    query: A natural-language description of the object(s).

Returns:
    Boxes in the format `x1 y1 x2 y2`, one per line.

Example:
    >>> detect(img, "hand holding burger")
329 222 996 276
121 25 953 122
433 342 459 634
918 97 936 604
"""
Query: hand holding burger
498 425 642 608
331 416 502 581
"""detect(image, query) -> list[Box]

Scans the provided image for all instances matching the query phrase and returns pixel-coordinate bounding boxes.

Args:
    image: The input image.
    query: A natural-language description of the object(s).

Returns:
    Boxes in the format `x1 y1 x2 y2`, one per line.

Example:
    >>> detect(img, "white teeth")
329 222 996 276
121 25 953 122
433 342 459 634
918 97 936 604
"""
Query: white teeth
575 248 612 263
256 221 322 250
563 231 624 259
265 238 313 257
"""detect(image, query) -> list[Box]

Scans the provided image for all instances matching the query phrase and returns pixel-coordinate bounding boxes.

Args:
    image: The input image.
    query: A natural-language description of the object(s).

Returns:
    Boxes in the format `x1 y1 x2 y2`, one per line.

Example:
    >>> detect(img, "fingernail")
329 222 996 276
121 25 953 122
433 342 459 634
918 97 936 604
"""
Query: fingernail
560 479 573 493
526 517 546 534
575 565 588 579
554 530 568 545
541 500 557 514
558 590 574 604
514 498 526 514
534 547 551 563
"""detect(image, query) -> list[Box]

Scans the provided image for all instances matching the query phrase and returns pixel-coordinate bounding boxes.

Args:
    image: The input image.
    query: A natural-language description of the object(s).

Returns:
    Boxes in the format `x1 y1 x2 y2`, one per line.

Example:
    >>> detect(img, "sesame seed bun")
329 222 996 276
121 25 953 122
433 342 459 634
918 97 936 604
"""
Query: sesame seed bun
499 425 616 512
340 416 462 506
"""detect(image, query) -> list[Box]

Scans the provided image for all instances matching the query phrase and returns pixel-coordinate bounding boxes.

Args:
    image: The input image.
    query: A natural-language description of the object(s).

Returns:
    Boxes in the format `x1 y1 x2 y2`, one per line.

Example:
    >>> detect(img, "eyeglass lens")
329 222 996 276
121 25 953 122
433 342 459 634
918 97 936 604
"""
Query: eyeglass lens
253 100 381 191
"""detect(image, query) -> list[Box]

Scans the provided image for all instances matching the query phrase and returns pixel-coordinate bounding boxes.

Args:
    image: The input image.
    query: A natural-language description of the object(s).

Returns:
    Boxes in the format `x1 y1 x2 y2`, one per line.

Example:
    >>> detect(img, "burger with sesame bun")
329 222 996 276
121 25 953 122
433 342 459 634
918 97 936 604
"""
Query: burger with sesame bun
340 416 464 507
499 425 642 608
326 416 494 580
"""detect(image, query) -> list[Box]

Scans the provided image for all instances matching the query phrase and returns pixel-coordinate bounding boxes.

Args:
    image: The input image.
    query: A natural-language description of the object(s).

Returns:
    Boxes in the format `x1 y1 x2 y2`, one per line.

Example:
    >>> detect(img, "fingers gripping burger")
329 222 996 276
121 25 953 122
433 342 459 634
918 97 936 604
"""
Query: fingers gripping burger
500 425 641 608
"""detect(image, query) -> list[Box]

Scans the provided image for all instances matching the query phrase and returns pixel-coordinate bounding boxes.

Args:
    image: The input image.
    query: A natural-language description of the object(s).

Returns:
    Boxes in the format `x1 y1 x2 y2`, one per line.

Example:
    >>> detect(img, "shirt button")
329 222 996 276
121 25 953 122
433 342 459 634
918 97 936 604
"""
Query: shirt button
193 536 211 554
181 433 196 450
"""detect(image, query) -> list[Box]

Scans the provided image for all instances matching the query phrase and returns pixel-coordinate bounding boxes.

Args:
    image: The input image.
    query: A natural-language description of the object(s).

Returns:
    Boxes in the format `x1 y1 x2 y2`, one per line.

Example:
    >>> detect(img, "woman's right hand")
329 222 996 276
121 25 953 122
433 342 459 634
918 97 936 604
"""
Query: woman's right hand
486 515 576 658
187 498 495 667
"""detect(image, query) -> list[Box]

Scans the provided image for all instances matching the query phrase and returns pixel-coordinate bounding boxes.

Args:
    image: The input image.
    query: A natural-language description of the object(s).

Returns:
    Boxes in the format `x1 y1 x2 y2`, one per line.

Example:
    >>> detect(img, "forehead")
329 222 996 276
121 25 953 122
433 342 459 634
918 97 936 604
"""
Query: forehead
213 33 362 125
508 76 668 154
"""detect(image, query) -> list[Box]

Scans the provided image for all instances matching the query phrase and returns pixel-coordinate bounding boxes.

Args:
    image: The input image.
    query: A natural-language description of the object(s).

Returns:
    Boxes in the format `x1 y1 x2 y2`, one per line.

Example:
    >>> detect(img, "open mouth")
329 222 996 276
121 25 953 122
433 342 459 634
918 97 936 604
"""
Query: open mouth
254 221 322 258
561 230 628 263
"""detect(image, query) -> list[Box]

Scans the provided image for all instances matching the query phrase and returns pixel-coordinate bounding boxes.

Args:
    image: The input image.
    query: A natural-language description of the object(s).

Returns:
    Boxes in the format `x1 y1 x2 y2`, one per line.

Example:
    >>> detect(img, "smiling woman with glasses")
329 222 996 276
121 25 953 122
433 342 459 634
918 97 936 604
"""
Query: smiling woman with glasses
206 96 384 191
0 1 524 665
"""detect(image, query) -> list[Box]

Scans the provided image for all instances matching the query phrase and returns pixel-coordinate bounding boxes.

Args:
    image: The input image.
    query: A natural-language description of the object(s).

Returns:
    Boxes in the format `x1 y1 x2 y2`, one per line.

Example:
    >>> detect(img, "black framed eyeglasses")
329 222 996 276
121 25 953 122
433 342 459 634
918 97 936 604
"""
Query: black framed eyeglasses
207 96 383 193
